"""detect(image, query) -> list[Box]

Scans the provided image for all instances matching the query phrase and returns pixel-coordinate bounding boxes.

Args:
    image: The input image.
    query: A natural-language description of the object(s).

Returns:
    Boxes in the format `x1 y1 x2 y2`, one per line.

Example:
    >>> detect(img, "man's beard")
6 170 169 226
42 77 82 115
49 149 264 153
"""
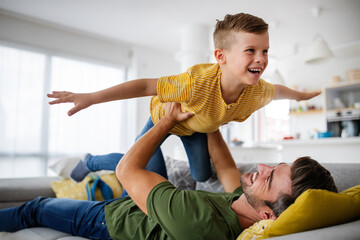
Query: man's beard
240 175 266 208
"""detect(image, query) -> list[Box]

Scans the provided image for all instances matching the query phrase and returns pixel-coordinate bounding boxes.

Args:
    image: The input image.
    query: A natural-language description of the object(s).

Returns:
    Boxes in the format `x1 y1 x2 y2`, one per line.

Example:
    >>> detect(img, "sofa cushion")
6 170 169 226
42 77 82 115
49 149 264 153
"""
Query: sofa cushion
48 156 82 179
262 184 360 238
50 173 123 200
236 219 273 240
322 163 360 192
165 157 196 190
48 156 113 179
0 177 58 208
268 219 360 240
0 227 82 240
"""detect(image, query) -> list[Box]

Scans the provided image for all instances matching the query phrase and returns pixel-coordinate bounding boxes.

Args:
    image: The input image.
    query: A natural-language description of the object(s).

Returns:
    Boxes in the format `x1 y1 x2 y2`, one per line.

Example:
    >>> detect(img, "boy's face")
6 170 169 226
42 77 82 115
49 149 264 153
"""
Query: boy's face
221 31 269 86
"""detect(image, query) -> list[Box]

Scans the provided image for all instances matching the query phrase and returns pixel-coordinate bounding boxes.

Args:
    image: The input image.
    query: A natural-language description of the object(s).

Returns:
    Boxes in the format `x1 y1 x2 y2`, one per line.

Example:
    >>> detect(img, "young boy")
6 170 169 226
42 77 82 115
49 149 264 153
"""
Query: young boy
48 13 320 182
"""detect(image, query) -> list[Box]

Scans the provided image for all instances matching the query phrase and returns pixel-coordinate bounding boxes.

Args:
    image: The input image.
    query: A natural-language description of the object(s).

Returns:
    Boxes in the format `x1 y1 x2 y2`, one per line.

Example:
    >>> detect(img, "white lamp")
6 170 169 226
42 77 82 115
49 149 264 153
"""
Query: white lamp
305 35 334 63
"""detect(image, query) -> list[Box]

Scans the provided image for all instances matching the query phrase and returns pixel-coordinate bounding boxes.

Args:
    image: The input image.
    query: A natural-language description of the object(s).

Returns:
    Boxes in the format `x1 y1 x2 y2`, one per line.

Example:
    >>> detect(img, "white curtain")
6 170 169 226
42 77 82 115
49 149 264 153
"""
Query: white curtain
0 45 129 178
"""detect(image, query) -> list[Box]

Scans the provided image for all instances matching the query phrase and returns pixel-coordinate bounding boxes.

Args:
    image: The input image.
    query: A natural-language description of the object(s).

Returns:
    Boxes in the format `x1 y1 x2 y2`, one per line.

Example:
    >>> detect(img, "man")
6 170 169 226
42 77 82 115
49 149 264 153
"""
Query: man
0 103 337 239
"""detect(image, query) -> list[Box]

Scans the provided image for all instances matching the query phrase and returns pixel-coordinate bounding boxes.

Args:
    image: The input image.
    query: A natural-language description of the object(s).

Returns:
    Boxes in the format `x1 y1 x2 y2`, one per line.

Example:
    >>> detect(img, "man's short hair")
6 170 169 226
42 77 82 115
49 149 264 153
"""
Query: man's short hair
213 13 268 50
266 156 338 217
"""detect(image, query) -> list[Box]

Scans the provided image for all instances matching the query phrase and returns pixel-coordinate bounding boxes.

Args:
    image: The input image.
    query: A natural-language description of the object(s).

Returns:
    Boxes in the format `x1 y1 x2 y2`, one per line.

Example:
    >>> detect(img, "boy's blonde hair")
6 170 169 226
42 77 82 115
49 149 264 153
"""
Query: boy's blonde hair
213 13 268 50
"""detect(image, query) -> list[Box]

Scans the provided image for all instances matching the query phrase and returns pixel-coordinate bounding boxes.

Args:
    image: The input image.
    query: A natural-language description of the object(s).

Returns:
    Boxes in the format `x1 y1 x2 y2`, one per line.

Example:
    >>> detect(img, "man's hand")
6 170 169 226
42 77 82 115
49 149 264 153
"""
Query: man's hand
47 91 94 116
164 102 194 124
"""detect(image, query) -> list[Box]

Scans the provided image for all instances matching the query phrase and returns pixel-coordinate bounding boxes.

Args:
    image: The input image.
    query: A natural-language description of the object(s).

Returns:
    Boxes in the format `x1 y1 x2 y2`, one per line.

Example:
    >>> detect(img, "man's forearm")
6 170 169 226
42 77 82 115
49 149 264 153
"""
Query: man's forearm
115 103 192 215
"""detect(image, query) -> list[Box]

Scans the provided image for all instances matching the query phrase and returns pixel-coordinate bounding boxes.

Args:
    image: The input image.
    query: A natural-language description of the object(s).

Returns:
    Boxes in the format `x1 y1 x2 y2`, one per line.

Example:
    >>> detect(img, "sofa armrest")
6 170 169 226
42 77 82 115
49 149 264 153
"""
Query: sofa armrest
0 177 58 209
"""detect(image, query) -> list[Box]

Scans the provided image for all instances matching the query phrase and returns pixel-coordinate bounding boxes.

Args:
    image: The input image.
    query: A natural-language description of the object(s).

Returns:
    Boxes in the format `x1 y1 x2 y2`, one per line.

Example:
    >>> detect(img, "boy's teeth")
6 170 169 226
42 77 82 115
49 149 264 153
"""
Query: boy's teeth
249 68 261 73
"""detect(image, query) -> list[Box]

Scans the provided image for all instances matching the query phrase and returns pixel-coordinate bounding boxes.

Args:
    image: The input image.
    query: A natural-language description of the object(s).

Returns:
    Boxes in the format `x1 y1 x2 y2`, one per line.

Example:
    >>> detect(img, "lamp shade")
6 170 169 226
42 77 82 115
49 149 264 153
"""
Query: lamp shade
305 35 334 63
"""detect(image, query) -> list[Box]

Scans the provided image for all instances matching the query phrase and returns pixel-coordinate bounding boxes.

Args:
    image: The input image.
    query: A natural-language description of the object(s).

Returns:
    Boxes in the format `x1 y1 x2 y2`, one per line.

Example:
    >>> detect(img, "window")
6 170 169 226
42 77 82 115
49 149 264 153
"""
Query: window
0 45 128 178
260 99 290 142
223 100 290 146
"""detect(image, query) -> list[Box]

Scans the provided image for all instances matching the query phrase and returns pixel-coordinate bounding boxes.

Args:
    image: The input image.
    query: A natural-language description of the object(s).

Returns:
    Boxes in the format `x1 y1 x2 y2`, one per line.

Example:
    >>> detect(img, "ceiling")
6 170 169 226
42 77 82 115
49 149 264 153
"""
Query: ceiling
0 0 359 60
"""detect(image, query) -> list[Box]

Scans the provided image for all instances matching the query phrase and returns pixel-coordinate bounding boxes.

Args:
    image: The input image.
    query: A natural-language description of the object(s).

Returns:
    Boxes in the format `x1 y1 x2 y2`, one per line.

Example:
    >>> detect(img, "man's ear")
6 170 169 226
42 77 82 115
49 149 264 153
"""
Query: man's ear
259 209 277 220
214 48 226 64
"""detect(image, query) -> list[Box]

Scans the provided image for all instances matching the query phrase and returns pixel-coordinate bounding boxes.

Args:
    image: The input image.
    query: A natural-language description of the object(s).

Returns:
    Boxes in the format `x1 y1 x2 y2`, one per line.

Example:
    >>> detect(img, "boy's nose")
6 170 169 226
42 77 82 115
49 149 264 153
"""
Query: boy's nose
255 53 266 64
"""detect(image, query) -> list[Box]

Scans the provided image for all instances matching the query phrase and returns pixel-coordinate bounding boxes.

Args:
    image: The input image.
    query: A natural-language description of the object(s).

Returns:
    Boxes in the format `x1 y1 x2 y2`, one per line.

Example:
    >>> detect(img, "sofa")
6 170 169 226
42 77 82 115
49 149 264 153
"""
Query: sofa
0 157 359 240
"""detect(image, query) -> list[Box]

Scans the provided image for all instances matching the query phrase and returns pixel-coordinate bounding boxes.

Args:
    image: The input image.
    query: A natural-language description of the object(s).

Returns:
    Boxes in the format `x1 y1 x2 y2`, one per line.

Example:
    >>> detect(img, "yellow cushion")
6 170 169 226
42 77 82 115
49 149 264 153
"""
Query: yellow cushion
51 173 123 200
236 220 274 240
262 184 360 238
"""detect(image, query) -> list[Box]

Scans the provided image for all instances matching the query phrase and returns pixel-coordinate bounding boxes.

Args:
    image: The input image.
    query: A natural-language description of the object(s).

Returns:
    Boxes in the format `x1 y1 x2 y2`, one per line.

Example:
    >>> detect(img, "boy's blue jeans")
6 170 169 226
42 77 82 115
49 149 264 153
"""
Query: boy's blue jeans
0 196 114 239
87 117 212 187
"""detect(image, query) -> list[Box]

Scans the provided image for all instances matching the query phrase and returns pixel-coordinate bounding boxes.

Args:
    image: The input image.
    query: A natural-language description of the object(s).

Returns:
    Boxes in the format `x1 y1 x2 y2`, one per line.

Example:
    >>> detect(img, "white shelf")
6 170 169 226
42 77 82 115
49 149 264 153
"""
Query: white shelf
231 137 360 148
275 137 360 146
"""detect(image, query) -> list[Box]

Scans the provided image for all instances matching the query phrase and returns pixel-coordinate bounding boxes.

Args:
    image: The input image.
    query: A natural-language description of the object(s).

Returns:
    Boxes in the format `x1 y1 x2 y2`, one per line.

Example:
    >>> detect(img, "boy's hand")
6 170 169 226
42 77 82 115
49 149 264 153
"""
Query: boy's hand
47 91 94 116
296 90 321 101
164 102 194 124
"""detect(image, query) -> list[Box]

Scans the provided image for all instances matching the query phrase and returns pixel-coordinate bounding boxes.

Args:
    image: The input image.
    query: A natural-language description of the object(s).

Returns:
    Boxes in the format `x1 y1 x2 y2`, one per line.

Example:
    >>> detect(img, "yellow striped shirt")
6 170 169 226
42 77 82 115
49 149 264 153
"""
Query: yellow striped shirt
150 63 275 136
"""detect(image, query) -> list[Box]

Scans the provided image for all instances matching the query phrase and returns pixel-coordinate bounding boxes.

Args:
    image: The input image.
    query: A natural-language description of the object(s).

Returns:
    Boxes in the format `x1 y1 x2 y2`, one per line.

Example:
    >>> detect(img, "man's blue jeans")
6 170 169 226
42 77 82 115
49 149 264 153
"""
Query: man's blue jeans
87 117 212 184
0 196 114 239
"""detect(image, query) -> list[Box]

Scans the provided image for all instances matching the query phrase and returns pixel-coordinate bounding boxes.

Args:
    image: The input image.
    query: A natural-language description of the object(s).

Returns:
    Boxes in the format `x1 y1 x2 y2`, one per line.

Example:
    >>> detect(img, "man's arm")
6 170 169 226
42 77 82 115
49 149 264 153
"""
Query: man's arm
208 129 241 193
48 78 158 116
274 84 321 101
116 103 193 215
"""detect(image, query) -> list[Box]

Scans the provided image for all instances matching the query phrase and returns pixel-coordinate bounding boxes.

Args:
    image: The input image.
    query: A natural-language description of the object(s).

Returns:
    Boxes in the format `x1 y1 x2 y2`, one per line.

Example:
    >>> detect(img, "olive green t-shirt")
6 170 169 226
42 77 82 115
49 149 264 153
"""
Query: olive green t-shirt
105 181 243 240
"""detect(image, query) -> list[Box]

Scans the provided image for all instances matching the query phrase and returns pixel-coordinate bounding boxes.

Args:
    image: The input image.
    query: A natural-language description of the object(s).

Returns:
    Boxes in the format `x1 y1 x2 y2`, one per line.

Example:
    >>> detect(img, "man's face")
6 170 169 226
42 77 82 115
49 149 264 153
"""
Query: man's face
222 30 269 86
240 163 292 208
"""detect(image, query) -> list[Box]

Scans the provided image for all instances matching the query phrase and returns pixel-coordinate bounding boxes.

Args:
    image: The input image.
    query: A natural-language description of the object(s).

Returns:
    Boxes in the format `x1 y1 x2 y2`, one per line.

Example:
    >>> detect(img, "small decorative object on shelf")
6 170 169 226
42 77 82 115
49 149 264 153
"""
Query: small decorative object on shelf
231 138 244 146
289 108 322 116
347 69 360 82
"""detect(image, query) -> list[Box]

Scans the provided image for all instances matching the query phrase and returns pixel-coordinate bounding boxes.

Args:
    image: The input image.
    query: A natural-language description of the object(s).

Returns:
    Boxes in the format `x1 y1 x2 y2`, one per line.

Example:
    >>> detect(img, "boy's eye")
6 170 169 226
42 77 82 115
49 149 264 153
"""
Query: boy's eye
246 49 255 53
263 50 268 54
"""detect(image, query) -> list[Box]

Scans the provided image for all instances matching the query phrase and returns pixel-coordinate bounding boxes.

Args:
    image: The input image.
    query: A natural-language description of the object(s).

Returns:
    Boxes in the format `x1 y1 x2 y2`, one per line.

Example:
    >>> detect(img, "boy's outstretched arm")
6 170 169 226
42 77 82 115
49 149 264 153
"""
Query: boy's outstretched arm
47 78 158 116
273 84 321 101
116 102 193 215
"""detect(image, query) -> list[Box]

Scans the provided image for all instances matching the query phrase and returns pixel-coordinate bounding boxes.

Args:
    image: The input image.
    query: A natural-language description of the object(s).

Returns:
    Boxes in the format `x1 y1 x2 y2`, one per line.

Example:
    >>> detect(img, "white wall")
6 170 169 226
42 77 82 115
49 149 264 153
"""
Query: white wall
0 10 132 67
277 44 360 90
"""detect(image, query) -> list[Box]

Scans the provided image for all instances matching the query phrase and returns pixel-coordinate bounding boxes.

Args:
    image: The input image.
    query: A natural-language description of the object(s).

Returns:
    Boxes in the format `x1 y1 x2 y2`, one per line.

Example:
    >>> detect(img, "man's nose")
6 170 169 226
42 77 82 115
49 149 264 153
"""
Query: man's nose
257 164 273 176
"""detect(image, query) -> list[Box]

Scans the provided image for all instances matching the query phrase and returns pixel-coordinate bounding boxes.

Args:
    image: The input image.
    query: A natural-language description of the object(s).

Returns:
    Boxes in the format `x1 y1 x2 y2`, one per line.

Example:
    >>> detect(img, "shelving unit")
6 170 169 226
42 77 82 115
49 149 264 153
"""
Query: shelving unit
324 80 360 137
289 109 323 116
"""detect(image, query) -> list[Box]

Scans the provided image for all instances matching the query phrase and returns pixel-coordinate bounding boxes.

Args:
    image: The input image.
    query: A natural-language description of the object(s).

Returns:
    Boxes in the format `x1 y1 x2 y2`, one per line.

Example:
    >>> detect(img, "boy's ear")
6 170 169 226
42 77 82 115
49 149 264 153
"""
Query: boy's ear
259 209 277 220
214 48 226 64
